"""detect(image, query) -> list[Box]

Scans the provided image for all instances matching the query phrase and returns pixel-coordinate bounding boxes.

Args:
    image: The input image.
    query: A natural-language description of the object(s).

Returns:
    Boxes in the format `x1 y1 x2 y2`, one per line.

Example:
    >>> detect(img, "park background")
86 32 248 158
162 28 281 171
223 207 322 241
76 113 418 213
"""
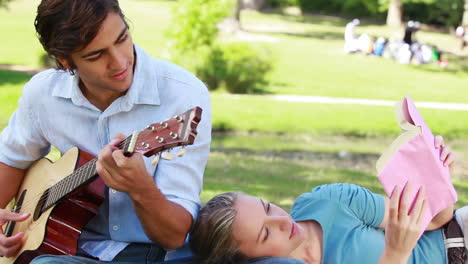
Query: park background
1 0 468 211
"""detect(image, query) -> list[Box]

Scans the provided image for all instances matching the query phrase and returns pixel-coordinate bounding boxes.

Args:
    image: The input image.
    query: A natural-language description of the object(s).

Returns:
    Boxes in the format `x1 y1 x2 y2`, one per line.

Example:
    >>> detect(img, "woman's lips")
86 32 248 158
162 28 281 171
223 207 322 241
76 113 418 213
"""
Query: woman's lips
290 222 298 239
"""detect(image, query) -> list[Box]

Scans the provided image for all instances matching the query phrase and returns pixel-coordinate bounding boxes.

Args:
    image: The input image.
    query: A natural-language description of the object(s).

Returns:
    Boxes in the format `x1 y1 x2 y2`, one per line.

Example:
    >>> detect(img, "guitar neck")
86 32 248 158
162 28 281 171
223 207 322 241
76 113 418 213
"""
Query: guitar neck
41 136 132 213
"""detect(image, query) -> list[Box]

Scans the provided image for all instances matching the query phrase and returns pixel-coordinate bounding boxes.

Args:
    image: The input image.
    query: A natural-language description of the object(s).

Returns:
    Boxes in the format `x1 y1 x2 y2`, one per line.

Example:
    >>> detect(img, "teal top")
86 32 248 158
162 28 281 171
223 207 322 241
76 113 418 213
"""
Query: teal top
290 184 446 264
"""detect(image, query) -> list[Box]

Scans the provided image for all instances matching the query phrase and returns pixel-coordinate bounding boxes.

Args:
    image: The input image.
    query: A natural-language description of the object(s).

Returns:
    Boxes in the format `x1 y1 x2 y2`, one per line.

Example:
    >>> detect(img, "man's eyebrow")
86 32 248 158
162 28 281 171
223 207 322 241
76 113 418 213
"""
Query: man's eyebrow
81 26 128 59
256 199 267 243
114 25 128 43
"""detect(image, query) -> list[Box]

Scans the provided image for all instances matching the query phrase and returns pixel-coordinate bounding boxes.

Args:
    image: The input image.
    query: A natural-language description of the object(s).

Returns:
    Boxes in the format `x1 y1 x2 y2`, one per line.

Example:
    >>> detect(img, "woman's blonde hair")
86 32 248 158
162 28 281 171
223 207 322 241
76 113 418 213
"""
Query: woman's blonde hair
190 192 248 264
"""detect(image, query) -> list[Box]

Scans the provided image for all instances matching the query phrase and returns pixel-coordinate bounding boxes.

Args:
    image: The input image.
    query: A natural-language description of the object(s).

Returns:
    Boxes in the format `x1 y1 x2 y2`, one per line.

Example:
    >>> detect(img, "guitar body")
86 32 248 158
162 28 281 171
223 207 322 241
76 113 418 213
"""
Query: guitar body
1 147 105 264
1 107 203 264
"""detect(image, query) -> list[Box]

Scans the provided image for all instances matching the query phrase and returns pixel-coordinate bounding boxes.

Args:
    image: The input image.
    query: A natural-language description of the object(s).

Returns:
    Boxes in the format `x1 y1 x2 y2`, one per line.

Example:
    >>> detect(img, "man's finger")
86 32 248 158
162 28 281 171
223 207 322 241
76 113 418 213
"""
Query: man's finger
0 211 30 223
1 232 24 247
109 133 126 147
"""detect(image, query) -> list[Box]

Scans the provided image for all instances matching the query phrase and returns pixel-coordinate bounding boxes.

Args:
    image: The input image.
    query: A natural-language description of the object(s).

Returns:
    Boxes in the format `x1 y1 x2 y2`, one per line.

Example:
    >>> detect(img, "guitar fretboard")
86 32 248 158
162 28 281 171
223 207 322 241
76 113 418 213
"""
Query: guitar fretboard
41 137 132 212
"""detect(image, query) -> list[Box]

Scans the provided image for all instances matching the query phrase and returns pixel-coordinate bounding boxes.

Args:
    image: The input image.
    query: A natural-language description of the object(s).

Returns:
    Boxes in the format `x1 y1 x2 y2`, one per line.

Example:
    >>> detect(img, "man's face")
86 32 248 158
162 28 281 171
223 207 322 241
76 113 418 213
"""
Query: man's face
61 12 135 96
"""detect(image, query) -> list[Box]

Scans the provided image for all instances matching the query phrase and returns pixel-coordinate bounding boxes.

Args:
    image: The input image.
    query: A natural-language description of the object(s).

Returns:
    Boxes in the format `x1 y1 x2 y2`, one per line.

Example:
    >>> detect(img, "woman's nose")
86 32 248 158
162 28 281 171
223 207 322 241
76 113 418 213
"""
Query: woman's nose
265 215 290 231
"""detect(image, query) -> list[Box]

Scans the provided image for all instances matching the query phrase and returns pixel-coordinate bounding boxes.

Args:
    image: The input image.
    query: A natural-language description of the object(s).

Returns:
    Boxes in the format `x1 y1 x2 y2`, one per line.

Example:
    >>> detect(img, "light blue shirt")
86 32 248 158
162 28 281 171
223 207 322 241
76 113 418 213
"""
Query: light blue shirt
0 44 211 260
291 183 446 264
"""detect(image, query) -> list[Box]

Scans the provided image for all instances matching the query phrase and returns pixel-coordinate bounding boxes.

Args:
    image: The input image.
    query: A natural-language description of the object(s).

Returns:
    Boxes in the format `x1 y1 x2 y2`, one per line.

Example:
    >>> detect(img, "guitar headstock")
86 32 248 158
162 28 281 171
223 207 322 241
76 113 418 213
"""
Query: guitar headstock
122 107 202 157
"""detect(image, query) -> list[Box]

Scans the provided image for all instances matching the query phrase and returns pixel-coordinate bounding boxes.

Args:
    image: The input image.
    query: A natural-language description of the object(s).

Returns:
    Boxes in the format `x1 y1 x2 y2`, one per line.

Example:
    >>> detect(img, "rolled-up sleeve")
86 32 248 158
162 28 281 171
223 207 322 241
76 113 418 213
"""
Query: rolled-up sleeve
0 82 50 169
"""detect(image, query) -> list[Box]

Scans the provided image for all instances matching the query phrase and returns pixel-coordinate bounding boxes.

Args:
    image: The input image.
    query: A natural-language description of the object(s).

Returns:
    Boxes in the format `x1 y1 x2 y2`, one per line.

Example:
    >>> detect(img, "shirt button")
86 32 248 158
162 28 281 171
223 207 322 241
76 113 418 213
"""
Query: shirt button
113 225 119 231
111 189 117 194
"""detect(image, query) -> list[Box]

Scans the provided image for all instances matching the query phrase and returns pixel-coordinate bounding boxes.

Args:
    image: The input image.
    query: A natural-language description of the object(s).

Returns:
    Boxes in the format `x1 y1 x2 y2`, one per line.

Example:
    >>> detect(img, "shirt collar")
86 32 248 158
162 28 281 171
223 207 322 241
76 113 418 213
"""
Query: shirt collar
51 44 161 109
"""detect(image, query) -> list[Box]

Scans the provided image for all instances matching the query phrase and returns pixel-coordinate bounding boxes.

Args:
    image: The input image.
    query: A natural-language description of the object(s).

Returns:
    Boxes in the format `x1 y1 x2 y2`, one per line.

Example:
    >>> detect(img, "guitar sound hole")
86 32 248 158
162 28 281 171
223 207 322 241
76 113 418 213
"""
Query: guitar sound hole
34 190 49 221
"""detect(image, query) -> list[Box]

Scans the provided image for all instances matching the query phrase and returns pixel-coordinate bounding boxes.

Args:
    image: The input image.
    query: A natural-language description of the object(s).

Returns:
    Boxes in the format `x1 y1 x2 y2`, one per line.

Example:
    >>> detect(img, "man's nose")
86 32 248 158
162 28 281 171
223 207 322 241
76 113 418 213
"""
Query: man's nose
108 47 126 70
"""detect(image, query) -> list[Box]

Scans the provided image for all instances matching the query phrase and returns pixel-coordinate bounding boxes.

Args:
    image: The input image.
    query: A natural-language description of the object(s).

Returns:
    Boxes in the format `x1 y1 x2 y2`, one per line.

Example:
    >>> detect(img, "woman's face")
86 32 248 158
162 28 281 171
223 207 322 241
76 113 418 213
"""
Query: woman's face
232 194 306 259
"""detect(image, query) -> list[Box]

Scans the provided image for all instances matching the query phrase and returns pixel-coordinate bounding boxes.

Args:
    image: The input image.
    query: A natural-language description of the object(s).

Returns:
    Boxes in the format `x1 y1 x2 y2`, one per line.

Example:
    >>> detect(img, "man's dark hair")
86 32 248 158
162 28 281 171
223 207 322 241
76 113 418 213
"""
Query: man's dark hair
34 0 128 72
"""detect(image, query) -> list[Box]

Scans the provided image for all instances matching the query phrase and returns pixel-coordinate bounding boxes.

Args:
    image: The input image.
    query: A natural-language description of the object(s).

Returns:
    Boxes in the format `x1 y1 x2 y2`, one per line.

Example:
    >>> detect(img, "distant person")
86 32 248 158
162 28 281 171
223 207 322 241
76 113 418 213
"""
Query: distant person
455 26 466 50
373 37 387 56
344 18 360 53
358 33 374 55
404 20 420 45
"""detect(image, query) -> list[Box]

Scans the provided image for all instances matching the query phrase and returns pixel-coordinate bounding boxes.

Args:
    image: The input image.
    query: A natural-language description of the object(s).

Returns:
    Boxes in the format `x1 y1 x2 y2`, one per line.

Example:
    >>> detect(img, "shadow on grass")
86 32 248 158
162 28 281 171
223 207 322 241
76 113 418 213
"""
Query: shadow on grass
0 69 32 86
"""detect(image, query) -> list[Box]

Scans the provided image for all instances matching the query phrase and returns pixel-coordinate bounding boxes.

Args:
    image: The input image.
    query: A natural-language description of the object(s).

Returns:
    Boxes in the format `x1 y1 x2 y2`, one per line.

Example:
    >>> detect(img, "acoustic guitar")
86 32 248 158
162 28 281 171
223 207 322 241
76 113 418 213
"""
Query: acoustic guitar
0 107 202 264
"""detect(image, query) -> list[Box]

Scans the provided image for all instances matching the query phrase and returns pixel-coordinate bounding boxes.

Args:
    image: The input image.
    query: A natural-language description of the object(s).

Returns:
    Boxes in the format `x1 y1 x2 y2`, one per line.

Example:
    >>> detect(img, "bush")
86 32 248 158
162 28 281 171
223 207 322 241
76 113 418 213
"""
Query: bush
195 43 274 94
222 42 273 94
166 0 233 58
195 46 226 91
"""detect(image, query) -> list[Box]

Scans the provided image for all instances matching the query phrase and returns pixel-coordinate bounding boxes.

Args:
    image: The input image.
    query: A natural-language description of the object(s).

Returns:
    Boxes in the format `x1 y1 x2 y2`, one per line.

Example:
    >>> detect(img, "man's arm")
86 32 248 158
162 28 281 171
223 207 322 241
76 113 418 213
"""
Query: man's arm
0 162 26 209
0 162 31 258
96 137 192 250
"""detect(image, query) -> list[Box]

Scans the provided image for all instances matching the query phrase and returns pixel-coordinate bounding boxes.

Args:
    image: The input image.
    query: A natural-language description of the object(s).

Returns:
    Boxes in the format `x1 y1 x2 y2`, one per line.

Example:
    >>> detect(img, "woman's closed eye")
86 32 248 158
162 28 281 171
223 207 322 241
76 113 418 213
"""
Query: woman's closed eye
263 227 269 242
262 202 271 242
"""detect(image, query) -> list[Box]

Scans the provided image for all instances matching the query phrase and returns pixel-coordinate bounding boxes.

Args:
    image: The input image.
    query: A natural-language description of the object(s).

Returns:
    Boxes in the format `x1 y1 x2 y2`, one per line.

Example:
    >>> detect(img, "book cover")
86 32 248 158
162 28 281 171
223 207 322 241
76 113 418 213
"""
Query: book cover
376 95 457 231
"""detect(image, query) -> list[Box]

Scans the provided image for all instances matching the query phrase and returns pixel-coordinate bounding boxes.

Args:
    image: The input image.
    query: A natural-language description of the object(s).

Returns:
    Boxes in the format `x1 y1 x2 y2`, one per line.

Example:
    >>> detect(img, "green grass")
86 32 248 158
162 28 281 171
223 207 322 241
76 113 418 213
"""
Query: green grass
212 132 394 154
211 93 468 139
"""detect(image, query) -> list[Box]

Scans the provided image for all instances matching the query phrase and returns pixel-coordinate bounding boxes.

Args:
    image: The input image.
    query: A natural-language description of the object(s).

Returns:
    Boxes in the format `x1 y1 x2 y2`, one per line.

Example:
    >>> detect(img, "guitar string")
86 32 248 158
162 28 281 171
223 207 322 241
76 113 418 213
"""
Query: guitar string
10 126 187 214
10 113 195 213
10 137 131 213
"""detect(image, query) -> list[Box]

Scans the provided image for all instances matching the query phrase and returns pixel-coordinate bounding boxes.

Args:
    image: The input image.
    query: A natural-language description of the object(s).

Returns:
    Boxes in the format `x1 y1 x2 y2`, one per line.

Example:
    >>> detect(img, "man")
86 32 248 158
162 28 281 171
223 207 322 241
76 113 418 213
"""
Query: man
0 0 211 263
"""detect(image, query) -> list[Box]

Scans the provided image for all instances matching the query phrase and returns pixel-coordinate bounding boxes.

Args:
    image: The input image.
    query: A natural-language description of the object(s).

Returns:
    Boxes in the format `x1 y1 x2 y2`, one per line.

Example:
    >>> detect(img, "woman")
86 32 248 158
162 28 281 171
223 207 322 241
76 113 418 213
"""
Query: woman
190 137 458 264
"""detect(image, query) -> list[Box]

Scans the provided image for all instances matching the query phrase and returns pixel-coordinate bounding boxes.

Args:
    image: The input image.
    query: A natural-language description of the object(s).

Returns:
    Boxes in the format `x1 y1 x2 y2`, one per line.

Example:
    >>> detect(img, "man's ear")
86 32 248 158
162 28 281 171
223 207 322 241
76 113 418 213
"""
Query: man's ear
57 57 71 69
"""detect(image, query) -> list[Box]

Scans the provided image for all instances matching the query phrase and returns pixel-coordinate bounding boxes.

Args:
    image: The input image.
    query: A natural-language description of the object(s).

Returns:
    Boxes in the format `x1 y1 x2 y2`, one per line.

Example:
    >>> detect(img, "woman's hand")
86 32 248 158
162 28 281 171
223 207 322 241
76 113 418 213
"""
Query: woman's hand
379 184 427 264
435 135 456 169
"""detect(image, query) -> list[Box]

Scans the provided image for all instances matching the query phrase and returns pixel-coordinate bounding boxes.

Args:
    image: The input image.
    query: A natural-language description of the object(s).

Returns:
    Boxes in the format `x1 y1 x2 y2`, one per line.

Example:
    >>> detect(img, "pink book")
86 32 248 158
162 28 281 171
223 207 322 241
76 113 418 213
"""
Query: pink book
376 95 457 232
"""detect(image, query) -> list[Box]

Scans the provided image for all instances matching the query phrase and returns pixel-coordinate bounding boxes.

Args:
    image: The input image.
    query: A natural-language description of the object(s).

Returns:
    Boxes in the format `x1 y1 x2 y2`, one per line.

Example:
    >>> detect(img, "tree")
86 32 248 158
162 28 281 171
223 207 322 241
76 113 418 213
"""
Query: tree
386 0 403 27
463 0 468 25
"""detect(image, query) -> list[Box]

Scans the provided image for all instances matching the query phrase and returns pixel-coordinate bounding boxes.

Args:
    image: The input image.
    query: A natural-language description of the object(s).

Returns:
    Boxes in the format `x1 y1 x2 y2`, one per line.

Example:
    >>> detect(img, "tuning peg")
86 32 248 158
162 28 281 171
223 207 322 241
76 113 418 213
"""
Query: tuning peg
177 147 186 157
151 154 160 166
161 151 175 161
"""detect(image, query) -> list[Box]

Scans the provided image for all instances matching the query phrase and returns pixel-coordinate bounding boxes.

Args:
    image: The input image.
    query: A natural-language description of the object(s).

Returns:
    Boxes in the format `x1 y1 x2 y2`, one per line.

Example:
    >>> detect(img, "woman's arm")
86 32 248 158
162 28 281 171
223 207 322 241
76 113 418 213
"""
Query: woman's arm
379 184 427 264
